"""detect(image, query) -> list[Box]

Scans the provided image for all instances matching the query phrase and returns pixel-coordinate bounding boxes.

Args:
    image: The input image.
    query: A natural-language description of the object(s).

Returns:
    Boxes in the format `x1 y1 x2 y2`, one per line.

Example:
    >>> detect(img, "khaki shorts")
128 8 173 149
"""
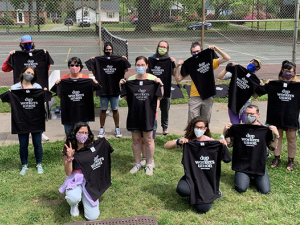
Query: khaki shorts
188 96 213 123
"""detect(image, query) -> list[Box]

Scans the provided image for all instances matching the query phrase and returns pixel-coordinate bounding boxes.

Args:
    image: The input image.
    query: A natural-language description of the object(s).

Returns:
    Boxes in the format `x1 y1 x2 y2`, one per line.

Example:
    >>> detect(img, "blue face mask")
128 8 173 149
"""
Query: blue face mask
247 63 256 72
136 67 146 75
24 44 32 51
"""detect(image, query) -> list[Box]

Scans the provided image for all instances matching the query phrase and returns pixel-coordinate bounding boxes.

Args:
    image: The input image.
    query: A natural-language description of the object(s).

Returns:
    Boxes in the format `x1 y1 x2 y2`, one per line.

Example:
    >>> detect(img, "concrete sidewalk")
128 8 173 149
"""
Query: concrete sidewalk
0 101 268 146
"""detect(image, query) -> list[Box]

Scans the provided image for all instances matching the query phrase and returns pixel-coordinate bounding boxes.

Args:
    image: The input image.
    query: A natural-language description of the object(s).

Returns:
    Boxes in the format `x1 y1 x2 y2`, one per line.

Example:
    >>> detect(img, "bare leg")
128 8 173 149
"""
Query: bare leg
131 132 142 164
142 131 154 165
112 109 119 127
100 110 107 127
141 139 147 159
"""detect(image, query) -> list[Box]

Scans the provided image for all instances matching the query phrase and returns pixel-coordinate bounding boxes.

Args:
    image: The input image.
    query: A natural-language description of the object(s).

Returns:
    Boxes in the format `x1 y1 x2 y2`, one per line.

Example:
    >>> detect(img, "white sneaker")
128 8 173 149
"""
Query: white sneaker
42 133 49 142
115 127 122 138
140 157 146 166
70 204 79 217
151 160 155 168
145 164 153 176
97 127 105 138
130 163 141 174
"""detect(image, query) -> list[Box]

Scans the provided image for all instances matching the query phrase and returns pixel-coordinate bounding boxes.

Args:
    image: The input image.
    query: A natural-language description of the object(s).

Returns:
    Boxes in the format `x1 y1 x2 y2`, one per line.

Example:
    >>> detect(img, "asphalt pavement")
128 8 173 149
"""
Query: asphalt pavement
0 101 268 146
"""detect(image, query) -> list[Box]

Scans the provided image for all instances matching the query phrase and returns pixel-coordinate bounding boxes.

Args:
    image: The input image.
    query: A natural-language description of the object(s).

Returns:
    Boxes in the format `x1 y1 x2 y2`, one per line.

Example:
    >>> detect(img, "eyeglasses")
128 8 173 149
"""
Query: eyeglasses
70 64 80 67
78 131 89 135
245 113 256 116
192 50 200 54
194 126 206 130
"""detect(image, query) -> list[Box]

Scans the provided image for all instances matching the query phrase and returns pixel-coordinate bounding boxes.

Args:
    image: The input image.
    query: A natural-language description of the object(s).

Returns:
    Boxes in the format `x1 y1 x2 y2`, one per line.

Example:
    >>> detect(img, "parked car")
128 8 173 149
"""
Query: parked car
187 22 212 30
64 18 73 26
79 17 91 27
131 18 138 25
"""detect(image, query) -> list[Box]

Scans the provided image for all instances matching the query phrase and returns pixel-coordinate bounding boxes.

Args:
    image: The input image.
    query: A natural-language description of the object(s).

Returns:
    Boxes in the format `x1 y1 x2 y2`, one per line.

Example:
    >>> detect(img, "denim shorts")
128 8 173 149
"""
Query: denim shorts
100 96 119 110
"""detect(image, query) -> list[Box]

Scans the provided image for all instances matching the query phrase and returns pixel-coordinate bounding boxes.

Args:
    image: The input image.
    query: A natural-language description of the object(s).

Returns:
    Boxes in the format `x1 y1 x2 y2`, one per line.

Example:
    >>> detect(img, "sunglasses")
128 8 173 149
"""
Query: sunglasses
70 64 80 67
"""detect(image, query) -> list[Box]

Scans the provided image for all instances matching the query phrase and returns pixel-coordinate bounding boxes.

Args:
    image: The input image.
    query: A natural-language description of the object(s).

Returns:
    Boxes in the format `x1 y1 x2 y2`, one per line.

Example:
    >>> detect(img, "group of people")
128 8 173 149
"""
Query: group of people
1 34 299 219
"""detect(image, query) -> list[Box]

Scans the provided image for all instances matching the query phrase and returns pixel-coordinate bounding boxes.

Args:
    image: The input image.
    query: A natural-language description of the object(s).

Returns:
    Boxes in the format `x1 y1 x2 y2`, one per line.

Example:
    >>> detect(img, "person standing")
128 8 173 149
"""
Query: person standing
266 61 299 171
174 42 230 123
85 42 131 138
223 105 279 194
148 40 176 135
0 66 52 175
120 56 163 176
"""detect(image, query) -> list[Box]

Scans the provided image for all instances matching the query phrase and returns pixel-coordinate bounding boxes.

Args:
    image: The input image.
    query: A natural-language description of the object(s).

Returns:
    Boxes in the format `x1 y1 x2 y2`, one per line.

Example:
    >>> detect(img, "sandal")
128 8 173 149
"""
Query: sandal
287 158 294 171
270 156 281 168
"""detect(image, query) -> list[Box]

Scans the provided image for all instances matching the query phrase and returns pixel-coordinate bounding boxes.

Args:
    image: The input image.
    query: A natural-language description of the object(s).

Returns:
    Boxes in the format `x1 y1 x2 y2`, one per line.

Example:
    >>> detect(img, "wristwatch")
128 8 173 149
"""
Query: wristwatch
275 135 280 139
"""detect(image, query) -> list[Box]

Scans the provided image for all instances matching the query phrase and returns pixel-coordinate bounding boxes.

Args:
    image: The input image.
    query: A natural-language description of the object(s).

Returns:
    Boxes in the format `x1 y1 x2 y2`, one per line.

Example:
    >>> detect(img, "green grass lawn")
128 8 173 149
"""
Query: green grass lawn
0 134 300 224
244 21 295 30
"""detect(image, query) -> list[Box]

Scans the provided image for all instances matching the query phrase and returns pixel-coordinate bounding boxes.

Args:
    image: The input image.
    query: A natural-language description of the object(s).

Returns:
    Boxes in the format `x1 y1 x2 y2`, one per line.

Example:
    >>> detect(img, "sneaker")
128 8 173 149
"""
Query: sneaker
19 164 28 175
115 127 122 138
70 204 79 217
97 127 105 138
130 163 141 174
106 108 111 115
140 157 146 166
42 133 49 142
151 160 155 168
145 164 153 176
217 189 223 199
36 163 44 174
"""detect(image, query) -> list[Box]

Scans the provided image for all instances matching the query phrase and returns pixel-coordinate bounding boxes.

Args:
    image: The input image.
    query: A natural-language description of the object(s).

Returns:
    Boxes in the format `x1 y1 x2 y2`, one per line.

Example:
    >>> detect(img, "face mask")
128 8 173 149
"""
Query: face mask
76 133 88 143
24 44 32 51
192 53 198 57
194 128 205 138
23 73 34 81
158 48 167 56
246 114 256 124
247 63 256 72
70 66 81 74
282 72 294 80
136 67 146 75
104 51 111 56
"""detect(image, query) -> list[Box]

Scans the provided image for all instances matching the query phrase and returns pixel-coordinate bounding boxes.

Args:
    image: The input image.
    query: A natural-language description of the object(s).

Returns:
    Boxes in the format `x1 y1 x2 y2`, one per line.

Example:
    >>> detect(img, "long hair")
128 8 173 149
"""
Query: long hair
135 56 148 65
65 122 94 151
184 116 211 140
279 60 297 81
19 66 38 84
154 40 170 58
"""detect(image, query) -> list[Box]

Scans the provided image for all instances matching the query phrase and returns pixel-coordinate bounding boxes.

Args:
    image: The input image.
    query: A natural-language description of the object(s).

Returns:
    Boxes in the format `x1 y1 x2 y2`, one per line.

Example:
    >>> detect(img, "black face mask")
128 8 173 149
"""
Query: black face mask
104 51 111 56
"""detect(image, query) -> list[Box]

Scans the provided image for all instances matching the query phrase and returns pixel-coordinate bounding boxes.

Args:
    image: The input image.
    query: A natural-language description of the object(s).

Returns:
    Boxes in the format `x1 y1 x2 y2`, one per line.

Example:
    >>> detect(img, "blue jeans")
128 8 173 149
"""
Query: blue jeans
18 132 43 165
160 95 171 131
65 184 100 221
234 167 271 194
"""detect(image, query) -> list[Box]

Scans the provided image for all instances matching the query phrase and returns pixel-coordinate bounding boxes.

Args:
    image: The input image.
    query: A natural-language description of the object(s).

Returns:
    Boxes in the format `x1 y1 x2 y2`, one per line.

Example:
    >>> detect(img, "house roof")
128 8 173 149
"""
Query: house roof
74 1 120 11
0 2 45 11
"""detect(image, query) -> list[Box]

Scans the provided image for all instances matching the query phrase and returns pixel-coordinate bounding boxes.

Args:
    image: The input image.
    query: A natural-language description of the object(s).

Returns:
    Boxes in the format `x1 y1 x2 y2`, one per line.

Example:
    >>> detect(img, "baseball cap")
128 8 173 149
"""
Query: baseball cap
21 35 33 43
252 58 262 69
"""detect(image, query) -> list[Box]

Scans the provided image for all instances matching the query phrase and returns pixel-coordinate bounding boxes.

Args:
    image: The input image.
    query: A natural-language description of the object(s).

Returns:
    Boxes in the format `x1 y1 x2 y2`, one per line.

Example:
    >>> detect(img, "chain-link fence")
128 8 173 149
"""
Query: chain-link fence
0 0 299 86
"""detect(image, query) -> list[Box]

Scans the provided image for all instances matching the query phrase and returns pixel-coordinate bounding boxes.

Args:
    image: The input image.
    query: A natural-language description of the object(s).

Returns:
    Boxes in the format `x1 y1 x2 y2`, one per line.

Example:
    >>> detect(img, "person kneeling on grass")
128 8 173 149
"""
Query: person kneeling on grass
165 116 231 213
223 105 279 194
59 122 114 220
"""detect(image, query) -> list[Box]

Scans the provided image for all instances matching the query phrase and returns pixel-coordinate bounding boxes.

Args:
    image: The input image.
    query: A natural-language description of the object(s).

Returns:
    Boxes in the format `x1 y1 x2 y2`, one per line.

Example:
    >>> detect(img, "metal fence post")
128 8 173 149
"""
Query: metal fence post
292 0 300 63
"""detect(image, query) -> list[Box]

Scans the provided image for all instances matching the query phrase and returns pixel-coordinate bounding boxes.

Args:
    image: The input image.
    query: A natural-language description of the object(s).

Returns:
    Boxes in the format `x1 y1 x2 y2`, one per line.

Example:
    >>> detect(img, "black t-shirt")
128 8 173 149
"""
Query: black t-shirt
73 138 114 201
226 124 273 176
7 50 54 89
51 78 101 125
85 55 131 97
226 64 261 114
214 84 229 98
121 80 162 131
147 57 175 98
265 80 300 129
171 83 184 99
180 49 216 100
182 141 231 204
0 89 52 134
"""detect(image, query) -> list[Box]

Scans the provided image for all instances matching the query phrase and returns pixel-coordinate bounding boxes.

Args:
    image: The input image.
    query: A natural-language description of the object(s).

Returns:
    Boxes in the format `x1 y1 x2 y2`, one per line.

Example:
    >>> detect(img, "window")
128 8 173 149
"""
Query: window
17 12 24 23
106 12 115 18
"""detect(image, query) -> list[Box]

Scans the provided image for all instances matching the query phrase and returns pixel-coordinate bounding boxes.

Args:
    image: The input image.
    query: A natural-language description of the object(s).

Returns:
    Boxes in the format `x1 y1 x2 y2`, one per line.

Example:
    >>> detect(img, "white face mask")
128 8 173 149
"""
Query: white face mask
194 128 205 138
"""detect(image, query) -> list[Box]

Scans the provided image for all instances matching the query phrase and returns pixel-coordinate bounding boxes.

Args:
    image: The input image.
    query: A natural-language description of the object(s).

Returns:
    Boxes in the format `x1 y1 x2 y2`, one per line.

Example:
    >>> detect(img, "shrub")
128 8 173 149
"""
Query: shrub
243 11 275 20
229 11 248 24
37 16 45 24
187 14 199 21
206 13 215 20
0 16 14 25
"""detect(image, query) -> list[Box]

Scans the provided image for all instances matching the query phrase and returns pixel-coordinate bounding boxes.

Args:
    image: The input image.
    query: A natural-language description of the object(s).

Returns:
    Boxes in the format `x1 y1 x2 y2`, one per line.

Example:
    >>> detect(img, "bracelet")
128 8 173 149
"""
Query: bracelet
66 157 74 162
176 139 181 146
160 84 164 87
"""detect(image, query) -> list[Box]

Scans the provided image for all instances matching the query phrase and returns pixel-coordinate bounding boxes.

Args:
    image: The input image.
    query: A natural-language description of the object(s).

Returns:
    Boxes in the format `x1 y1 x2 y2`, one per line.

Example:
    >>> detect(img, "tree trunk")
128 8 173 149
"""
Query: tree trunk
135 0 152 32
28 0 34 27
